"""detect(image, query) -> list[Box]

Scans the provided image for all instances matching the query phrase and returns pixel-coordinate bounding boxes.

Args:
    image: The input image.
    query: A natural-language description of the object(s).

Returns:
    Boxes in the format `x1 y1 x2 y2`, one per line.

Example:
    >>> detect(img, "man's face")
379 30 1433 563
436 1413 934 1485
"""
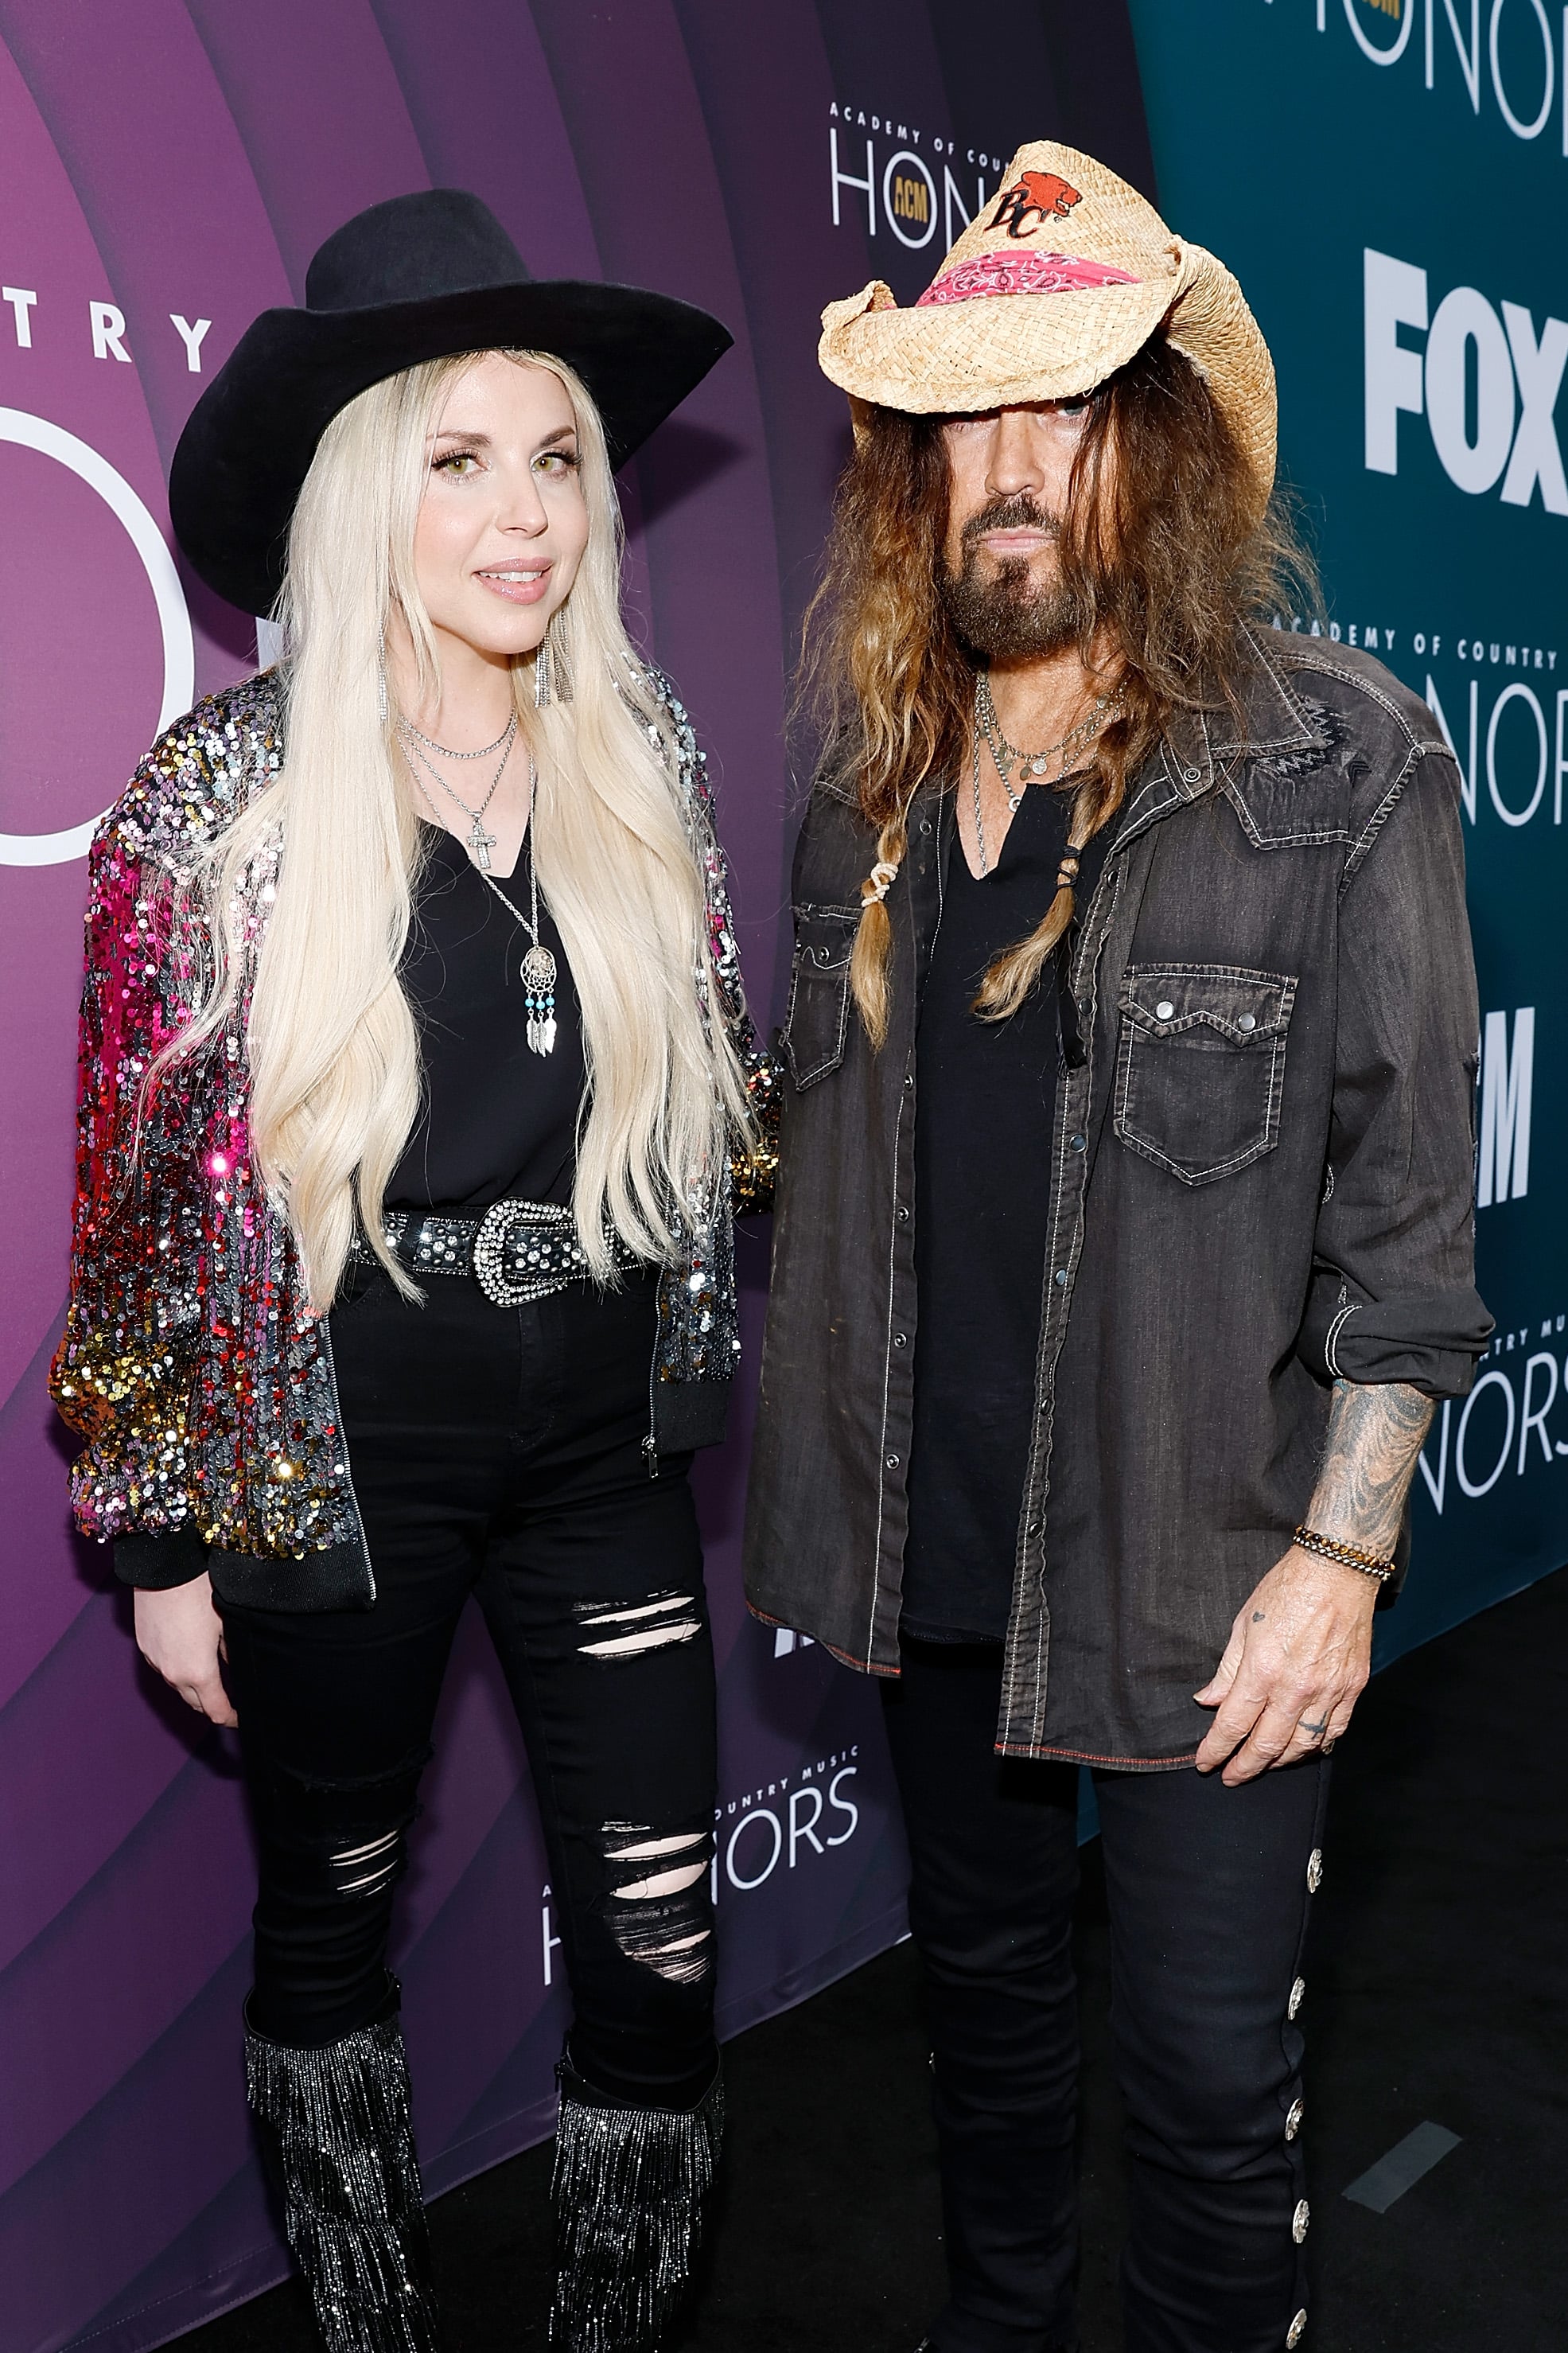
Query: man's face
939 398 1097 660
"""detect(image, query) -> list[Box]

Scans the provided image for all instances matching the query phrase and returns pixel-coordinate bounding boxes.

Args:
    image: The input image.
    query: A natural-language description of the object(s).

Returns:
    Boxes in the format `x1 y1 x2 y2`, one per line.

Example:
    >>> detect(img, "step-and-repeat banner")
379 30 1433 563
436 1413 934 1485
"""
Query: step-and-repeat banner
1 6 1560 2349
1128 0 1568 1663
0 9 1150 2350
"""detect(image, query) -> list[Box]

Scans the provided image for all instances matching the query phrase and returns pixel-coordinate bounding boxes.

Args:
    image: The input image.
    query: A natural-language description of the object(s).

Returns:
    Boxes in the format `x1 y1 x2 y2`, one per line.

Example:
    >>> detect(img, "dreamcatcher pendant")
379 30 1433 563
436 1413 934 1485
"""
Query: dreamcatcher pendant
521 942 558 1056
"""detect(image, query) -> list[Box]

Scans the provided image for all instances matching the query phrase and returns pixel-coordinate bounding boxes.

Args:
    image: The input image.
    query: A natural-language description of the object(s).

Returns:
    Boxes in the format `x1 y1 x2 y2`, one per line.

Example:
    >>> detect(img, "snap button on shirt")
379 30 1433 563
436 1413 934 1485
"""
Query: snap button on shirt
1155 998 1175 1019
1238 1011 1257 1032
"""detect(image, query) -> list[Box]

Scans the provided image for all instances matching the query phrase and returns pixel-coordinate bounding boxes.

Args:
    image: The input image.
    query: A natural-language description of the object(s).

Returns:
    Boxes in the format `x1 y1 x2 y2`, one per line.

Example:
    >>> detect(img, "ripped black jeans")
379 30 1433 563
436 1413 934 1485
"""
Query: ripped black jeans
218 1262 718 2109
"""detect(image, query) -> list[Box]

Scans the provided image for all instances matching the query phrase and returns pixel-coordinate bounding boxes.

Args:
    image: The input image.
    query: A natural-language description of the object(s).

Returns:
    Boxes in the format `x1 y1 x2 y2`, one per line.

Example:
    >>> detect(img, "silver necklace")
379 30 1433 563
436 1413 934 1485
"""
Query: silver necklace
398 714 516 871
971 724 997 877
976 668 1123 791
971 676 1019 876
400 713 516 762
469 759 558 1055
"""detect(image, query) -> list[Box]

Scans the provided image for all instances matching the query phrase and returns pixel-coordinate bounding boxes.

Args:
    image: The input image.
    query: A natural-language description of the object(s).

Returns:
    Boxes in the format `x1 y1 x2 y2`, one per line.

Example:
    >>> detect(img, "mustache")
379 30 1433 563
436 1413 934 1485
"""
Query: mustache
959 495 1061 552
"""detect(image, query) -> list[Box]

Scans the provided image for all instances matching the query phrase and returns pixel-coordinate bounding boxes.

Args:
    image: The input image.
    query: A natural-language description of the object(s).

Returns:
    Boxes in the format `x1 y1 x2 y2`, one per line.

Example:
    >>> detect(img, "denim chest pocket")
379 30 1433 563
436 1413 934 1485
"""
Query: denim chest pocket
1113 964 1298 1185
782 903 859 1087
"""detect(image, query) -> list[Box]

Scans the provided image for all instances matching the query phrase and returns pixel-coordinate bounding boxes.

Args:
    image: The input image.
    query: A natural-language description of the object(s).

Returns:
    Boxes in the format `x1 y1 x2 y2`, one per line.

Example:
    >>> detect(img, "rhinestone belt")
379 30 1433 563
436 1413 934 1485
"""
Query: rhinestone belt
360 1200 637 1309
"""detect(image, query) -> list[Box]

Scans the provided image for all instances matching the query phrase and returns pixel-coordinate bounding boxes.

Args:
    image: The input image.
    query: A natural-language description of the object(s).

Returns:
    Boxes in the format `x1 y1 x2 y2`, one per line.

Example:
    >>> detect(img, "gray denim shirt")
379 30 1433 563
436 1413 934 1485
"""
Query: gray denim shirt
742 633 1492 1766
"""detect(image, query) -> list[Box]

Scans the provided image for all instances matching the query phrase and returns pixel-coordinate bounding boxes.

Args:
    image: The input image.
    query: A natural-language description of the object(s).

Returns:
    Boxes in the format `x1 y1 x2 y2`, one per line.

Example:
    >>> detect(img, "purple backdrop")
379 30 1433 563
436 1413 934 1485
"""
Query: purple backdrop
0 11 1150 2347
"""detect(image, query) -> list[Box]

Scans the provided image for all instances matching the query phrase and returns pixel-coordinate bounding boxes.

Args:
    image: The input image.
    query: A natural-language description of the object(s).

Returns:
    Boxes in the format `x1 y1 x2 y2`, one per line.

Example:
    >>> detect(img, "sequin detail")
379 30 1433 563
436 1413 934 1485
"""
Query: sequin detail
51 665 778 1567
641 667 780 1382
245 2009 439 2351
550 2057 724 2351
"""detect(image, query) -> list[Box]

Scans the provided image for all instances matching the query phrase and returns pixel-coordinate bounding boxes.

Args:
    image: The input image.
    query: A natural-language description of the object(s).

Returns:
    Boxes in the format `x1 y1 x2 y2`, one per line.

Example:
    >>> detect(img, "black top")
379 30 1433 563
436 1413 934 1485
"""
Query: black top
387 823 585 1210
902 784 1108 1643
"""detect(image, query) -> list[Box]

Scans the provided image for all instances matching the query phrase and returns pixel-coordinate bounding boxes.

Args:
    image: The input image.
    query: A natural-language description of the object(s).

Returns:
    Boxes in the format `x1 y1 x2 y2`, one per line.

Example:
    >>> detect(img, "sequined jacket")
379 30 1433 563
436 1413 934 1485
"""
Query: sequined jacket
52 666 777 1610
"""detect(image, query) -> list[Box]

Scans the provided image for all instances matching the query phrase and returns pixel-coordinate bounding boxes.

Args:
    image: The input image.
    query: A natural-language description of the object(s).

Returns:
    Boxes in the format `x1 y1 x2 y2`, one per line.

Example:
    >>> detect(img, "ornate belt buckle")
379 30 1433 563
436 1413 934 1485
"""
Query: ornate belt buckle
473 1198 578 1307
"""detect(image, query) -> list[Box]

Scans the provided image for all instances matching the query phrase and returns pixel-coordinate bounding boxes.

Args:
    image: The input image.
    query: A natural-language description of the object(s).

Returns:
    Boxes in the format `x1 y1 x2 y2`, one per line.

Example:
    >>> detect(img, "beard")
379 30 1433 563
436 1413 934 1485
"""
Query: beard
939 494 1097 661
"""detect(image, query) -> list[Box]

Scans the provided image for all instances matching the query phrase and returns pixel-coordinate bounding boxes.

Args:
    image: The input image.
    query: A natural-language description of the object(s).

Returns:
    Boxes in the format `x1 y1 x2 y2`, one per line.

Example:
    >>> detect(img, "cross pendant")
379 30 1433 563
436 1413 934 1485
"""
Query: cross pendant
469 818 496 871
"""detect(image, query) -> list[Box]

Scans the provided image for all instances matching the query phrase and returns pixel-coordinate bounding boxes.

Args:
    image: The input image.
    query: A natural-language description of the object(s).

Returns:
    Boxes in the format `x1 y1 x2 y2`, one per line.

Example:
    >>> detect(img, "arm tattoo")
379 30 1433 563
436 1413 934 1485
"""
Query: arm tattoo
1308 1379 1435 1559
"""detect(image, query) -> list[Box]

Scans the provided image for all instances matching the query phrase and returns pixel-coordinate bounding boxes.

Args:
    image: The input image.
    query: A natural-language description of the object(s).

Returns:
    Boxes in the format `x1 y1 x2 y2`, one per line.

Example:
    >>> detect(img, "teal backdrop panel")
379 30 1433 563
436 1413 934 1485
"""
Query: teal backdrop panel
1127 0 1568 1662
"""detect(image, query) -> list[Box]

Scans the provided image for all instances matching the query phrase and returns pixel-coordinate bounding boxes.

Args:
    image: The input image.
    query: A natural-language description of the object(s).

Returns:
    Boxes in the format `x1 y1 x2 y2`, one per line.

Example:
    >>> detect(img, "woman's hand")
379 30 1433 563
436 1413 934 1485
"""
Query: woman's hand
134 1575 238 1727
1193 1547 1376 1785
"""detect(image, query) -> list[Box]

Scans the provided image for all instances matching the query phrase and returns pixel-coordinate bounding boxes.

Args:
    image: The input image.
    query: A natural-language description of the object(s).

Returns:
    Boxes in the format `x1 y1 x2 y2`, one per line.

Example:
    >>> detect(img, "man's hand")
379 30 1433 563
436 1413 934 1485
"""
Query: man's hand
1194 1546 1376 1784
1194 1377 1435 1784
134 1574 238 1727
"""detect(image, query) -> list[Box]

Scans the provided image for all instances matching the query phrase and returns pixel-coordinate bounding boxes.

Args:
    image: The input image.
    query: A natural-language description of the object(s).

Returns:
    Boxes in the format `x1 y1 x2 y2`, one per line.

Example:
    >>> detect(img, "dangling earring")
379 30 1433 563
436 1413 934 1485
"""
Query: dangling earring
376 623 389 726
533 617 554 709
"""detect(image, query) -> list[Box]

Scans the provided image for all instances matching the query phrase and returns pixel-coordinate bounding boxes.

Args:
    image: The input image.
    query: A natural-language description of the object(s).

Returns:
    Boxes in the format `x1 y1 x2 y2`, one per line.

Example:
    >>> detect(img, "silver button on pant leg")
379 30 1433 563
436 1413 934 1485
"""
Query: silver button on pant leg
1288 1977 1305 2020
1305 1848 1324 1893
1292 2198 1310 2242
1286 2096 1305 2141
1286 2312 1308 2348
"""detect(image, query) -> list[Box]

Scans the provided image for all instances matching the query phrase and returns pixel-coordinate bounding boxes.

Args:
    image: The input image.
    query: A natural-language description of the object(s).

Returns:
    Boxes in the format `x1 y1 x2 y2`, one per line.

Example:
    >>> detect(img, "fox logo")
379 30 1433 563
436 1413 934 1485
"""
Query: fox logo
990 171 1082 240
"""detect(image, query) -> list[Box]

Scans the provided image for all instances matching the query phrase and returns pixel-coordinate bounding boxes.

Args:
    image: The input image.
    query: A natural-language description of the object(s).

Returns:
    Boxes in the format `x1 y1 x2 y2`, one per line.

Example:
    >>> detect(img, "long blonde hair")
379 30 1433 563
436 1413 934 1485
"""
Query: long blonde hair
163 351 753 1309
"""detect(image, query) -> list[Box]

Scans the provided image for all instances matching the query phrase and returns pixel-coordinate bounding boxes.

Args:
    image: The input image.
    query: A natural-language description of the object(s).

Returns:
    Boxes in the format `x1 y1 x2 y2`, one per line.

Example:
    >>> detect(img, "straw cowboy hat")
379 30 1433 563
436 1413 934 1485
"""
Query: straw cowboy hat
818 140 1276 515
171 189 732 616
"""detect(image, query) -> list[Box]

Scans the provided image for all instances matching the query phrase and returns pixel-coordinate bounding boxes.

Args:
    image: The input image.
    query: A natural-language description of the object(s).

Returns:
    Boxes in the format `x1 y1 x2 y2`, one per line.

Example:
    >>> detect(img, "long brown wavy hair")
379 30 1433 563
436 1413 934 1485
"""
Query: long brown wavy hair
800 333 1316 1045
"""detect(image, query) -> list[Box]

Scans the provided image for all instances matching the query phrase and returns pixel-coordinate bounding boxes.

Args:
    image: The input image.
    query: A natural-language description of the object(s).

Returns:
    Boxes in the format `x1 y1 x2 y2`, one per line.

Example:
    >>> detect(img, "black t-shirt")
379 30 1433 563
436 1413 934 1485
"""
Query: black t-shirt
387 824 585 1210
902 784 1108 1643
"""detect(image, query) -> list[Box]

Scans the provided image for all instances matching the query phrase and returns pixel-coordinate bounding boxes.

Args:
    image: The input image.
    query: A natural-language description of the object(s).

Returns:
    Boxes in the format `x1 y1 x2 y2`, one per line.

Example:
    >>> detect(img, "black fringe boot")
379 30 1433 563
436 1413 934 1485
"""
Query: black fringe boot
549 2056 725 2351
245 2004 442 2353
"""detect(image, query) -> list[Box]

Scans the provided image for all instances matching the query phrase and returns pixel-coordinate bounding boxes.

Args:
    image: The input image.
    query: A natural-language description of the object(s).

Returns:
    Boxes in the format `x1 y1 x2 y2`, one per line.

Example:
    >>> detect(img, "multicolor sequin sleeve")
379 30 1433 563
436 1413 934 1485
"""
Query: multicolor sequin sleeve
49 774 211 1540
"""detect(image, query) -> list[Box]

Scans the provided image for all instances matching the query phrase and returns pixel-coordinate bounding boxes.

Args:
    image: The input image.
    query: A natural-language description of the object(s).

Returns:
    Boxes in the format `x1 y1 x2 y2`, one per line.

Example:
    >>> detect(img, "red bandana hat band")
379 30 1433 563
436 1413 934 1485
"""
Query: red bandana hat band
916 251 1142 307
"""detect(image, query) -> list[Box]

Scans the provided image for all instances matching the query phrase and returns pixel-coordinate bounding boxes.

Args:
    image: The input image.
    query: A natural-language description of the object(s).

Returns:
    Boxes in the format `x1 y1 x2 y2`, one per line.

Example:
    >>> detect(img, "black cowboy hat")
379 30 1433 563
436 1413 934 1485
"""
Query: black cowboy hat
169 188 733 616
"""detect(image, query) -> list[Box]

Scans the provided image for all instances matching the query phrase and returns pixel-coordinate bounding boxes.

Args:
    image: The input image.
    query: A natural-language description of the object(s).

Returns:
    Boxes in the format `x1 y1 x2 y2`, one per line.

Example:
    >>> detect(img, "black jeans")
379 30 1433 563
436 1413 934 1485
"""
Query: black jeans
883 1641 1329 2353
219 1263 718 2109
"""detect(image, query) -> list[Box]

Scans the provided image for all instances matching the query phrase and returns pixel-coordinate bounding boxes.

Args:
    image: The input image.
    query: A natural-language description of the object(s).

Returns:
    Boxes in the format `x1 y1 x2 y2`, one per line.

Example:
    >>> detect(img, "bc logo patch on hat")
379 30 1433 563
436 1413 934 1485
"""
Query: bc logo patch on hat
992 169 1084 236
818 139 1276 520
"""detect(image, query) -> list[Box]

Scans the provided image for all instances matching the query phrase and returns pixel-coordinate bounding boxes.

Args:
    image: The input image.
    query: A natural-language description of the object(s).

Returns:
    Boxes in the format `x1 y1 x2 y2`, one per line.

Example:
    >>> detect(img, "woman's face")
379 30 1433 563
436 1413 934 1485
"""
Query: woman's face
411 352 590 660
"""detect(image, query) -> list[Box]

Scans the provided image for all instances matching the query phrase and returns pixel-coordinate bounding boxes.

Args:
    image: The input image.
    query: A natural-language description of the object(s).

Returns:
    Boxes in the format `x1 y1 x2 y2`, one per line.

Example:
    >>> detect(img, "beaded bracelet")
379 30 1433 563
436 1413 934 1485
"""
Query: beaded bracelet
1294 1525 1395 1583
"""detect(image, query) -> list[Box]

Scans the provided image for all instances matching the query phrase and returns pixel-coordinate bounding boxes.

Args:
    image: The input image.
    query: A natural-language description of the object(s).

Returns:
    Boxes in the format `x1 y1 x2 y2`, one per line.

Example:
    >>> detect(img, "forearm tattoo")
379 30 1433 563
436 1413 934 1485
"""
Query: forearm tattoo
1307 1378 1435 1559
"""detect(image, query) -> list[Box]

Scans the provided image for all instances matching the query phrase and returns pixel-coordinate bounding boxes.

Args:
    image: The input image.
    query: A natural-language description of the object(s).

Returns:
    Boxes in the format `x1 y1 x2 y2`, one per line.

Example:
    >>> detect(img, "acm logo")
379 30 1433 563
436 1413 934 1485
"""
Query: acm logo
829 125 994 254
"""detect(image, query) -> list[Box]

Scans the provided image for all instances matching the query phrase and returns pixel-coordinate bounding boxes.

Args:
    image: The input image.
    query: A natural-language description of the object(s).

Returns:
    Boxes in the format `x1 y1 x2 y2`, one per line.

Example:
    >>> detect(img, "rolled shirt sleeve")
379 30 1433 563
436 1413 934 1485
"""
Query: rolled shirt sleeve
1298 744 1493 1399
